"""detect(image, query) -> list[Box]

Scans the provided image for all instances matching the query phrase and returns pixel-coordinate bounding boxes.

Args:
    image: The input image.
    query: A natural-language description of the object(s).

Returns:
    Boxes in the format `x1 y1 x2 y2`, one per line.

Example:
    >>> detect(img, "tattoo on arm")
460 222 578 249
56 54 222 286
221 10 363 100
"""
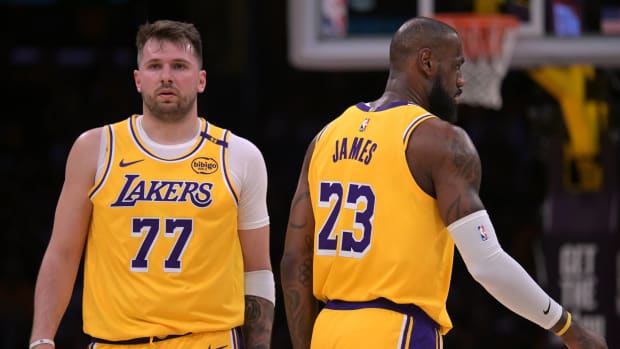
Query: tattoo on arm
445 193 462 224
450 137 481 186
283 287 316 348
288 191 310 229
290 190 314 287
281 144 318 348
299 253 312 287
243 296 274 349
283 235 316 348
443 132 482 222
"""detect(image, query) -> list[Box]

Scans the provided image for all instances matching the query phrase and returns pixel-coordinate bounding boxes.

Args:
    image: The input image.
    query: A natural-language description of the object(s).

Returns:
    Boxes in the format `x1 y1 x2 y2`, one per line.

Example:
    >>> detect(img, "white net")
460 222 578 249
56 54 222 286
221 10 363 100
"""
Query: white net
459 29 519 110
434 15 520 110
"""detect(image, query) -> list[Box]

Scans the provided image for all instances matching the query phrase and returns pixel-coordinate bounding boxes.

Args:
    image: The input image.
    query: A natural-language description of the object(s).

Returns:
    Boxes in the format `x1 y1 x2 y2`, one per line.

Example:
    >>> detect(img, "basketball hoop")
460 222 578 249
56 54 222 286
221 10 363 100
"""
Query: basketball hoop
433 14 521 110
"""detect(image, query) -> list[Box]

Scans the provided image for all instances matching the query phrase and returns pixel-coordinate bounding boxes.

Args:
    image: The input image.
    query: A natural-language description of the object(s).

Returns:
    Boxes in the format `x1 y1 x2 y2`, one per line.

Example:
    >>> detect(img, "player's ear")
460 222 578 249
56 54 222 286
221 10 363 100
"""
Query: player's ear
197 70 207 93
418 47 434 77
134 70 141 93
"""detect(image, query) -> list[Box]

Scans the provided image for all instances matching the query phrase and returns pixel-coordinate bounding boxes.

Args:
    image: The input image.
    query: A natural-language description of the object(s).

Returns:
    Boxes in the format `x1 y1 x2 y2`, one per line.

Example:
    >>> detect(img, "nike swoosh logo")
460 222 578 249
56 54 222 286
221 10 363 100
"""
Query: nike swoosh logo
543 299 551 314
207 346 228 349
119 159 145 167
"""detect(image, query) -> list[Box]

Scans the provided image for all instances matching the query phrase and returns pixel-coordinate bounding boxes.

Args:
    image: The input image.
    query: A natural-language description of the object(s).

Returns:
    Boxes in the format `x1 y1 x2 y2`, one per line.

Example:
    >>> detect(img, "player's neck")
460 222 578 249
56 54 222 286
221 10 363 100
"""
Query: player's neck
139 113 201 145
374 76 427 108
369 91 421 109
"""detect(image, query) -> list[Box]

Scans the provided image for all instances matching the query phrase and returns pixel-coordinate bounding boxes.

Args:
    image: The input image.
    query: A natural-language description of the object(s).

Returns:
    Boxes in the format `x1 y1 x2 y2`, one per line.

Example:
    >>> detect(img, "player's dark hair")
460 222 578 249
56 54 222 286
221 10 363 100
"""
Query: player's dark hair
136 19 203 68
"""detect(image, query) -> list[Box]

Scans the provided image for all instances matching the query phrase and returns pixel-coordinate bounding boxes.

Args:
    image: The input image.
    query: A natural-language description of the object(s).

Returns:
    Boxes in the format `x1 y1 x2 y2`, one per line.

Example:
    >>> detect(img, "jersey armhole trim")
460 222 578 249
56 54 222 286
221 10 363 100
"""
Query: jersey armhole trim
402 113 435 147
89 125 114 199
220 129 239 205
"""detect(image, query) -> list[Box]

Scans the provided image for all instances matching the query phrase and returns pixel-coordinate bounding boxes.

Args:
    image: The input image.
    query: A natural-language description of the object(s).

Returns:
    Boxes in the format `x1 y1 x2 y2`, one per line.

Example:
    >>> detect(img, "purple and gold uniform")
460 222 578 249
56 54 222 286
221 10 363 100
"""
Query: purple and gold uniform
85 115 243 346
308 102 453 348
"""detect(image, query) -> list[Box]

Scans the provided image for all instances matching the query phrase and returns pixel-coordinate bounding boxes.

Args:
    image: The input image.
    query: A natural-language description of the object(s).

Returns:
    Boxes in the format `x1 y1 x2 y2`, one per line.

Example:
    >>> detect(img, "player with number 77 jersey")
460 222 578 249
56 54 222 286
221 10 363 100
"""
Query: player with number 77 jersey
30 19 274 349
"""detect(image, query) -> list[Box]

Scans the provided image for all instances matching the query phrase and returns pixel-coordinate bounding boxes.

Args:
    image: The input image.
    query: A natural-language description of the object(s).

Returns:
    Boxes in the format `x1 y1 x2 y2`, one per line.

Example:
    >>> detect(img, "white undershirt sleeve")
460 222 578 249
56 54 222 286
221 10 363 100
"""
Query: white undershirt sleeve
447 210 563 330
227 133 270 230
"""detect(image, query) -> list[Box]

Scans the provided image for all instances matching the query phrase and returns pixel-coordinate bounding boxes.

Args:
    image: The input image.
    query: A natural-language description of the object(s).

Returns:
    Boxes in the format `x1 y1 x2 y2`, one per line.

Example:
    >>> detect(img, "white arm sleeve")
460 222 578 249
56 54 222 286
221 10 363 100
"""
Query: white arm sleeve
447 210 563 330
227 133 270 230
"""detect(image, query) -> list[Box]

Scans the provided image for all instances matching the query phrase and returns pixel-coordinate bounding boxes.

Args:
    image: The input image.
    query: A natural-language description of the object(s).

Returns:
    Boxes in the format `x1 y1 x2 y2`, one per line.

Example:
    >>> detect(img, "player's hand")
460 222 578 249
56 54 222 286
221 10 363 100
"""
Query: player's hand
560 320 607 349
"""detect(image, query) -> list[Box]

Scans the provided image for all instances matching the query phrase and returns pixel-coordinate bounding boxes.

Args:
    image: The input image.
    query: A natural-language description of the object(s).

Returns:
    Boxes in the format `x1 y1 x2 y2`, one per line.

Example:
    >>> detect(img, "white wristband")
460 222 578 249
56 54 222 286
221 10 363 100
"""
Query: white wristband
29 339 55 349
244 270 276 304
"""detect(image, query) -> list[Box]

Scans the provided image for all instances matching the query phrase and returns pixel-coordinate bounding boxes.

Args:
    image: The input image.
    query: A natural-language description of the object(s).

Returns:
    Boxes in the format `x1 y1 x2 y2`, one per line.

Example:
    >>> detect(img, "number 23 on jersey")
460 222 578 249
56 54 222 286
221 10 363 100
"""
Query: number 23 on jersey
316 181 375 258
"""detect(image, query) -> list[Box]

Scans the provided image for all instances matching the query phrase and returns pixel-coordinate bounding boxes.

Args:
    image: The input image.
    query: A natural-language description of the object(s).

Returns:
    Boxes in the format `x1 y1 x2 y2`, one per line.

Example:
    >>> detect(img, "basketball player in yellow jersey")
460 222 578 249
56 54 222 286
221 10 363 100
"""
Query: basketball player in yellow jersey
30 20 274 349
281 16 607 349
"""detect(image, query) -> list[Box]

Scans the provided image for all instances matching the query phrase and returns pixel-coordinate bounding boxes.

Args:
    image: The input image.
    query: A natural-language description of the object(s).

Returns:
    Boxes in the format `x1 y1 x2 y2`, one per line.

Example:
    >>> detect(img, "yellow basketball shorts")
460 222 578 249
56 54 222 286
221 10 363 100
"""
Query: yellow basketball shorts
89 328 241 349
311 298 443 349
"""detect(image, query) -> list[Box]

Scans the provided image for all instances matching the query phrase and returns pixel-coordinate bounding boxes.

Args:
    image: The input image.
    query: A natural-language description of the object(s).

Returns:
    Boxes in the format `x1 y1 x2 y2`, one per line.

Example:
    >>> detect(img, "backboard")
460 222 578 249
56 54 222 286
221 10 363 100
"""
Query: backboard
288 0 620 70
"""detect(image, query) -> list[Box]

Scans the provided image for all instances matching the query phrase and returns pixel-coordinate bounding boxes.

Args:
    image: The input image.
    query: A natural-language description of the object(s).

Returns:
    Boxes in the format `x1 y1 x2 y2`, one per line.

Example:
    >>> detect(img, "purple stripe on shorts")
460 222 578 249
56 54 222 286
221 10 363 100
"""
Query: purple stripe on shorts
408 312 437 349
325 298 439 349
400 315 412 349
234 327 242 349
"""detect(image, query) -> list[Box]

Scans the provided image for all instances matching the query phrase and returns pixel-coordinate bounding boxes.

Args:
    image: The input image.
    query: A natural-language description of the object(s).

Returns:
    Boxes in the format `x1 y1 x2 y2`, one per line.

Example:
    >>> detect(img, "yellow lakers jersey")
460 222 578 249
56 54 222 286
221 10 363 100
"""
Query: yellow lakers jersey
308 102 455 334
85 115 243 340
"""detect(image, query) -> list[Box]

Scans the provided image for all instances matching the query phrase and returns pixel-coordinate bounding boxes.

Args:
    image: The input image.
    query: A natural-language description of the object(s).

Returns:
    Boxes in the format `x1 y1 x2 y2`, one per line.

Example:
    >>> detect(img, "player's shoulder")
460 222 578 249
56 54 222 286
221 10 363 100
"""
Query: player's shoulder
408 117 478 164
63 126 106 175
73 126 105 151
417 117 473 145
416 116 462 135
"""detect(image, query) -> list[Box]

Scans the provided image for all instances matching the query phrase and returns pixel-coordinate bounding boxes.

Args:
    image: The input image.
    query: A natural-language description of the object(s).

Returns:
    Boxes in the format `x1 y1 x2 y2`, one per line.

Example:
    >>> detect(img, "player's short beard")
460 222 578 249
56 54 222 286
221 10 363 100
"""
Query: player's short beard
142 91 196 123
428 75 458 123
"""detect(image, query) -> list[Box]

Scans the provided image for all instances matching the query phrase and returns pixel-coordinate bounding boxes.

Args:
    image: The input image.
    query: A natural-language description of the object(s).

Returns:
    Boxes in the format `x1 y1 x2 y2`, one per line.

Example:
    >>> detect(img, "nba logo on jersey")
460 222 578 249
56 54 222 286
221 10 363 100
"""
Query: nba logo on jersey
359 118 370 132
477 225 488 241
